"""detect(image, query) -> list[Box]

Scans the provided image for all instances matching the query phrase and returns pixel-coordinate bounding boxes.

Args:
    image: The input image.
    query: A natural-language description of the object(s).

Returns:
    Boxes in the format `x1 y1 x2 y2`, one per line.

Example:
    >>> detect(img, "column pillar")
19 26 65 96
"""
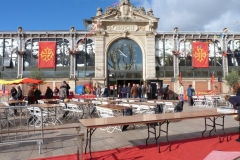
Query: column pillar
94 31 105 80
17 27 24 78
222 36 228 77
145 32 156 79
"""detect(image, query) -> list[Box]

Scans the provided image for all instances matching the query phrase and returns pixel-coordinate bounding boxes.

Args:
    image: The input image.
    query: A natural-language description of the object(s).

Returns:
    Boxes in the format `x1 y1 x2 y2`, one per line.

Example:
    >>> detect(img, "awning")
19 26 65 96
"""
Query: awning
0 78 43 85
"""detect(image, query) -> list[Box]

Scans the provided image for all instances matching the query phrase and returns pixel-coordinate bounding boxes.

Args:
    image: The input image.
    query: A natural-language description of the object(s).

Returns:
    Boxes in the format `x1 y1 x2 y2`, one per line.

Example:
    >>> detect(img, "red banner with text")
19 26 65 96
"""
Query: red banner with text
183 90 215 100
38 41 56 68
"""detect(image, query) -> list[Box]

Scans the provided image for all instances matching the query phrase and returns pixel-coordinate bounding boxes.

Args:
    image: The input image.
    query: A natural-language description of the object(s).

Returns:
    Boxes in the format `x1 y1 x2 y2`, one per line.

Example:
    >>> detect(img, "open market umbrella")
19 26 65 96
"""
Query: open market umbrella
0 78 43 85
0 79 23 85
21 78 43 84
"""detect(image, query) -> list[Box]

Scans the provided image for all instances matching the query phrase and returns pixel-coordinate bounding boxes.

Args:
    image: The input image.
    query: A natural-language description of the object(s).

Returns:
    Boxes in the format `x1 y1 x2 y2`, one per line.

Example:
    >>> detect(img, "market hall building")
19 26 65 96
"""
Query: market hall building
0 0 240 97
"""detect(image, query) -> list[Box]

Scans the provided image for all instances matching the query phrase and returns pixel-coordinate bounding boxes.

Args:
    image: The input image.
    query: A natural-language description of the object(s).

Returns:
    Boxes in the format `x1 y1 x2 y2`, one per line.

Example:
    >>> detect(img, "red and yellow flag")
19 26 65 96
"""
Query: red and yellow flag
38 41 56 68
192 42 209 68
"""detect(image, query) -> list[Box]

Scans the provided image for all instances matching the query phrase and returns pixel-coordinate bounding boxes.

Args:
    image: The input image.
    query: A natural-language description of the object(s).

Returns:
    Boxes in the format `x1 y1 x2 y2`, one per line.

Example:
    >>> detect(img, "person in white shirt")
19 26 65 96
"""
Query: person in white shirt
178 83 184 101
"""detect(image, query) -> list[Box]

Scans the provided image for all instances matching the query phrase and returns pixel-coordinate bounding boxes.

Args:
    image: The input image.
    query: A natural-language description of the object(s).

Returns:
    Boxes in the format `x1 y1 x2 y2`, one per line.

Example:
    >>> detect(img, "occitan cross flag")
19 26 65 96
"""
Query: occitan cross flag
192 42 209 68
38 41 56 68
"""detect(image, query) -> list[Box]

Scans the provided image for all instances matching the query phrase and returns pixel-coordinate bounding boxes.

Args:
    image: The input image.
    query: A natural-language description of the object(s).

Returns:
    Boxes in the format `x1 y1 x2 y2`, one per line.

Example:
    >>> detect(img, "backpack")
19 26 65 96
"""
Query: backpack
59 88 66 99
174 101 184 112
122 108 133 131
155 104 164 114
66 84 70 90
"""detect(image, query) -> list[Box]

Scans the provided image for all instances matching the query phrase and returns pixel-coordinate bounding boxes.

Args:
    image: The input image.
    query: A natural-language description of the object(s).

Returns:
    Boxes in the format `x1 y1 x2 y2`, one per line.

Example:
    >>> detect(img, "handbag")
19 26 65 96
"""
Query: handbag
144 94 148 98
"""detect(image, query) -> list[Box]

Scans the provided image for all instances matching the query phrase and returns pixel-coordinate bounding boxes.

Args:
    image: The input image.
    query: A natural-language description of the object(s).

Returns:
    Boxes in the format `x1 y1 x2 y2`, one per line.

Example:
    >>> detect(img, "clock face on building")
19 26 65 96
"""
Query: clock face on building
108 39 142 71
109 43 137 70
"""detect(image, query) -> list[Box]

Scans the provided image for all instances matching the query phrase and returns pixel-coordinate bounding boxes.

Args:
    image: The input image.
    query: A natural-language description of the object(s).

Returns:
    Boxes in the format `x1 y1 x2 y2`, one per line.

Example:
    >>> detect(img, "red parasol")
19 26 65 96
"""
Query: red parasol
21 78 43 84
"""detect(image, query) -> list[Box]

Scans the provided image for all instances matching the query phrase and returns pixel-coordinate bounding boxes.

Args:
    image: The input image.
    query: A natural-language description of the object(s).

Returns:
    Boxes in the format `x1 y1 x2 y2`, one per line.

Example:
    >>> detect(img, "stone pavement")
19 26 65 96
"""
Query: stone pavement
0 103 239 160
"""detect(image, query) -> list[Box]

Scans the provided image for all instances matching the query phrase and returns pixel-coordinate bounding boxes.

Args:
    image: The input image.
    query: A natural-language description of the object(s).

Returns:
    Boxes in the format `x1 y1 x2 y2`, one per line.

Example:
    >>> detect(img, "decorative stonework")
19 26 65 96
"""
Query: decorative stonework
92 0 159 81
95 31 106 36
92 0 159 32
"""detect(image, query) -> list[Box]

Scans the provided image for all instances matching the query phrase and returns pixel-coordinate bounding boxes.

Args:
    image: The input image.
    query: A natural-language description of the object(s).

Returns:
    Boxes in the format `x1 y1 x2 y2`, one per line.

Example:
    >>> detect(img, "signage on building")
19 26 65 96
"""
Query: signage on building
107 25 138 31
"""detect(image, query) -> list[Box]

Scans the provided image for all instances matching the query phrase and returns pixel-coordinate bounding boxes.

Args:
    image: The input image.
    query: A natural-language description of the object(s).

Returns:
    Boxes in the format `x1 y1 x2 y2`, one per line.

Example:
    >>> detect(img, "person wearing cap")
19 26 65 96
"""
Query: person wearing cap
178 83 184 101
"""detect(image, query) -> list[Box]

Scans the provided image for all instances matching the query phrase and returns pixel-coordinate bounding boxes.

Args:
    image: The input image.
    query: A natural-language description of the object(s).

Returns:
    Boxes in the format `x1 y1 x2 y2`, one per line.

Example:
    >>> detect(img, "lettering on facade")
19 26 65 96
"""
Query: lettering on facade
107 25 138 31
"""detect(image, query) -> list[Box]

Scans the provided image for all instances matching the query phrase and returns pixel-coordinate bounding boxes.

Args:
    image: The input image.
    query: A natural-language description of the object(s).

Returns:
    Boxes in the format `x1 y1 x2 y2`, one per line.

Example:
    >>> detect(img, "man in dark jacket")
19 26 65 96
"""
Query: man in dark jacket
102 86 109 97
11 87 17 99
35 88 42 103
45 86 53 99
126 83 131 98
14 86 22 100
63 81 70 97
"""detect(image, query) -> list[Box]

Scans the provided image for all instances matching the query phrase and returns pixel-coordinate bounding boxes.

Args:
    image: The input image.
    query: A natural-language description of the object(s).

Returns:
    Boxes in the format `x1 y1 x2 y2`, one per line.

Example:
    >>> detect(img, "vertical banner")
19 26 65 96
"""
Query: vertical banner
192 42 209 68
210 72 215 84
38 41 56 68
179 72 182 83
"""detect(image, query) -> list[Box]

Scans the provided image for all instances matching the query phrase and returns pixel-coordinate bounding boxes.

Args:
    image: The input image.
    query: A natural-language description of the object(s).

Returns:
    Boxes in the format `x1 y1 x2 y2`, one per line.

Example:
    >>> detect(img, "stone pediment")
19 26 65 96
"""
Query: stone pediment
91 0 159 32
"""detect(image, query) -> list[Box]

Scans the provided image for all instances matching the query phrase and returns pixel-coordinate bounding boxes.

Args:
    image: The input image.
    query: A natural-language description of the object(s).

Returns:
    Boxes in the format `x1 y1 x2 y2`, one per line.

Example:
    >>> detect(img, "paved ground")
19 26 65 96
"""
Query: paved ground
0 103 239 160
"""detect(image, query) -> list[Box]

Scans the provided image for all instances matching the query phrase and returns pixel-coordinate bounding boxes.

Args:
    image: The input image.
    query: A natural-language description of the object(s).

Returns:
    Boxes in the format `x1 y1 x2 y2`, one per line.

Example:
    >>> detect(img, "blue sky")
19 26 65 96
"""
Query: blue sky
0 0 239 32
0 0 138 31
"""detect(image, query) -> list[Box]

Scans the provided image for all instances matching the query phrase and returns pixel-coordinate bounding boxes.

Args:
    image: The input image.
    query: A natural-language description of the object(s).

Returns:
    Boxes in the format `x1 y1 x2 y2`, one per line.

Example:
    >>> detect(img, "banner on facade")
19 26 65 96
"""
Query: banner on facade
38 41 56 68
192 42 209 68
183 90 215 100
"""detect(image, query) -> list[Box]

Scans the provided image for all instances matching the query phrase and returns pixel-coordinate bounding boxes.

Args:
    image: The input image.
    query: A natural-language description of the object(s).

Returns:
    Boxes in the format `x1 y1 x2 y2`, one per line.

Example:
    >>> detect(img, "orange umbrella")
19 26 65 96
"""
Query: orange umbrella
21 78 43 84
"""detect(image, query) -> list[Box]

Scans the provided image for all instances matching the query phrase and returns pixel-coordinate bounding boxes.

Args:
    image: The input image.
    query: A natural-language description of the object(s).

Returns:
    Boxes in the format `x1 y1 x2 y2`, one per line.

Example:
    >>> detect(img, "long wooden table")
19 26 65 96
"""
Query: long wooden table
80 109 237 159
41 99 59 104
7 100 25 104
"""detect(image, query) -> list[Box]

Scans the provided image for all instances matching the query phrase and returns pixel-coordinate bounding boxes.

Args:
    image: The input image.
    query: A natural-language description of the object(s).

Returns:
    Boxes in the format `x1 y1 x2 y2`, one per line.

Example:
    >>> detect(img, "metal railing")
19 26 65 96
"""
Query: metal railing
0 105 84 160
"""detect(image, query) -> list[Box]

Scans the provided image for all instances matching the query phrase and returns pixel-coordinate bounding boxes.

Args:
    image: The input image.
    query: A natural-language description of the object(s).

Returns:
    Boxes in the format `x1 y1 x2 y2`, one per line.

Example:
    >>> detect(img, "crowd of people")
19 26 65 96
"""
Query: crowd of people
9 81 70 104
92 82 171 100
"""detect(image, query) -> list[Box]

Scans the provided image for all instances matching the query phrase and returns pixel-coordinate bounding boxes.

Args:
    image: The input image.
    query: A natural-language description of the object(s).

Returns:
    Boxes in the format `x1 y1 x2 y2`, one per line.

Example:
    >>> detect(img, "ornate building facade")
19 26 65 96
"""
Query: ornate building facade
0 0 240 96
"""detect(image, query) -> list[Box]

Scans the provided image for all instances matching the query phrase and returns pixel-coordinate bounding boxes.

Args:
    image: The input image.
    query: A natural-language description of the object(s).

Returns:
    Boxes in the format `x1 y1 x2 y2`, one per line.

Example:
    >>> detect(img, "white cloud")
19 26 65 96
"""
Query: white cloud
131 0 240 32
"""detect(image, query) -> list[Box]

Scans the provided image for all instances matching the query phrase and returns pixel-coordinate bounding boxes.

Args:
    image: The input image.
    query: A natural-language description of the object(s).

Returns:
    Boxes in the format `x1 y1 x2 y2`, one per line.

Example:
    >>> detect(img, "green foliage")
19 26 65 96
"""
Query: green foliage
29 68 44 80
225 69 240 92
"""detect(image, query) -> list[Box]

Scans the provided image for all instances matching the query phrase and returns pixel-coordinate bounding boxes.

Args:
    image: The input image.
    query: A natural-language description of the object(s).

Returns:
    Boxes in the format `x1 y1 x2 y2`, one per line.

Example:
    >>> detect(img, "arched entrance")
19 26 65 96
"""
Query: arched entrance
107 38 143 96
